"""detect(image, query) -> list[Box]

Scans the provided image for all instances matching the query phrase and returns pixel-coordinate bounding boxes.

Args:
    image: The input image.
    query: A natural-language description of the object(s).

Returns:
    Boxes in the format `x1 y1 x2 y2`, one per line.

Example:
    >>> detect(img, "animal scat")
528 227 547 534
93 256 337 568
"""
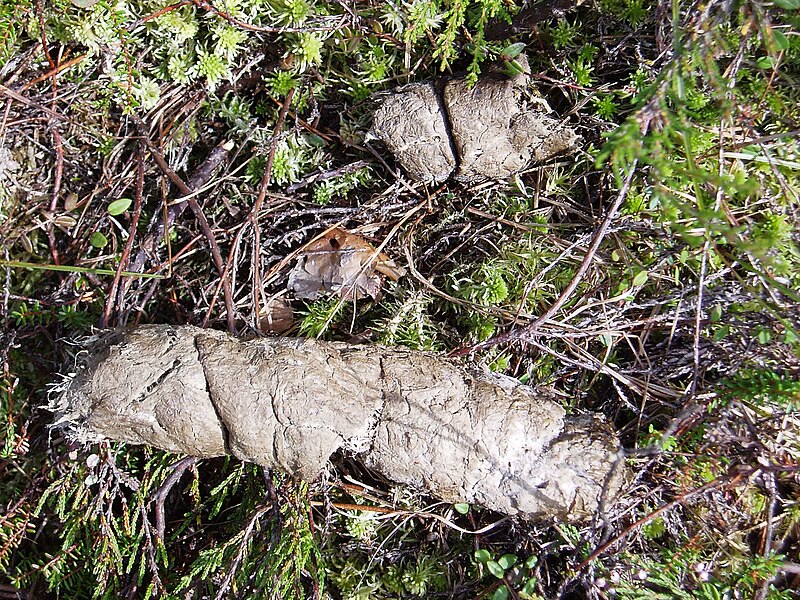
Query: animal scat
53 324 624 520
371 55 580 184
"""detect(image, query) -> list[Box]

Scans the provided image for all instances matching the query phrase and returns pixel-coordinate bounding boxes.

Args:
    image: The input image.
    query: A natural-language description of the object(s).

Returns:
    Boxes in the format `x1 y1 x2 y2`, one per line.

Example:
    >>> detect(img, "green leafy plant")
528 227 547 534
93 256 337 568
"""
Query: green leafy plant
299 297 351 337
474 549 540 600
715 369 800 411
550 19 579 50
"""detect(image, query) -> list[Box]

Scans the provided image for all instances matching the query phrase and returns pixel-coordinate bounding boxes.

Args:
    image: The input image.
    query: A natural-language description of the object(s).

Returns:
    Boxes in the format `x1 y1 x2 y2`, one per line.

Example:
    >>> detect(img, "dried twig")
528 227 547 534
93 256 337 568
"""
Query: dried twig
189 0 351 33
138 505 165 596
135 125 237 332
21 53 88 89
214 503 274 600
127 138 233 275
33 0 54 71
572 469 747 574
48 127 62 212
285 160 371 193
251 88 295 327
451 162 638 356
0 84 65 120
101 143 146 327
149 456 198 541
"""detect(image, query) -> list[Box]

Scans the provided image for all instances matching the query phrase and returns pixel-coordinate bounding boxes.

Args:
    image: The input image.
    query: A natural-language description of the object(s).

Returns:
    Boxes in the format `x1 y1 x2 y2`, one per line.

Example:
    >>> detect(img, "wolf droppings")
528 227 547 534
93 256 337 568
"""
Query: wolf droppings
371 57 579 184
53 325 623 520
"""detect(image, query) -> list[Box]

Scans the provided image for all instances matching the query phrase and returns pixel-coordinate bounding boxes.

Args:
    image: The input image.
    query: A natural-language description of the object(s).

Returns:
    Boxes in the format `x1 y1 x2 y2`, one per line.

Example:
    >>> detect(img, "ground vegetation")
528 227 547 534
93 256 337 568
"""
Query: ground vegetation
1 0 799 598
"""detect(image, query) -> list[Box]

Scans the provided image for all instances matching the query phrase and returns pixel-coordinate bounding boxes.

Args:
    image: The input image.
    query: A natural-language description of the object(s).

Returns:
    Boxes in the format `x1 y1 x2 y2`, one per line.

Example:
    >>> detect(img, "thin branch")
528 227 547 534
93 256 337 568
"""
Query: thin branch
101 143 146 327
573 469 749 574
22 53 88 89
149 456 198 541
286 159 371 193
451 162 638 357
190 0 351 33
48 127 62 212
127 135 231 274
251 88 294 328
213 503 274 600
137 126 237 332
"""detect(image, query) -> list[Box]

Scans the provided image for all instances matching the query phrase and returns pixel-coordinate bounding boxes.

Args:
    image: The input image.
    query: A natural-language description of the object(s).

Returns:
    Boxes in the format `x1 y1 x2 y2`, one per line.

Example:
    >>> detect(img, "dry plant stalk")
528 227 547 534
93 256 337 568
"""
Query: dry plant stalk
52 325 624 519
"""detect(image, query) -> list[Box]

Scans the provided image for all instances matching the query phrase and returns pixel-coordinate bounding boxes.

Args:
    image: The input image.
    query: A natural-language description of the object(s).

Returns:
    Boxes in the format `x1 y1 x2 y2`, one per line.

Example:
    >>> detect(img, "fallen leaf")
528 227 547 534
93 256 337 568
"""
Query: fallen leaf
287 228 405 301
258 297 294 334
64 193 79 212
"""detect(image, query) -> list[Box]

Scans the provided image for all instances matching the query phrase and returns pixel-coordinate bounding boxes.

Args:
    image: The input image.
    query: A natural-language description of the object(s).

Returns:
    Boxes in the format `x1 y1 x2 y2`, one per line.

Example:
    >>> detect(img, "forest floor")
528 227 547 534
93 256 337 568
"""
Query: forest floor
1 0 799 598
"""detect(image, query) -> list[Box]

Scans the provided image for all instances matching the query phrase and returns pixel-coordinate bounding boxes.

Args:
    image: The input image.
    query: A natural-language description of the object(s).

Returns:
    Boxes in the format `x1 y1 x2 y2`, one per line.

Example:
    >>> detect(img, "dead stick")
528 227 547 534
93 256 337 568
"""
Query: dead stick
48 127 62 212
138 505 165 595
23 54 87 89
202 240 238 328
140 133 237 332
213 503 273 600
190 0 349 33
572 470 743 574
285 160 370 193
187 195 237 333
251 88 294 327
150 456 198 541
140 0 193 23
37 0 62 266
450 162 638 357
34 0 54 71
0 84 64 120
101 144 145 327
127 138 231 274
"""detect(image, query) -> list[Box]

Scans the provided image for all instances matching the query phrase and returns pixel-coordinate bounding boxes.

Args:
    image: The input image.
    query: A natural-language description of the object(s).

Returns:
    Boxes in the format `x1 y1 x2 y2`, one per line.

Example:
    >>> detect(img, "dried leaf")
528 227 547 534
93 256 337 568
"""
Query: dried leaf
258 297 294 334
54 215 77 228
287 228 405 301
64 193 79 212
19 234 33 254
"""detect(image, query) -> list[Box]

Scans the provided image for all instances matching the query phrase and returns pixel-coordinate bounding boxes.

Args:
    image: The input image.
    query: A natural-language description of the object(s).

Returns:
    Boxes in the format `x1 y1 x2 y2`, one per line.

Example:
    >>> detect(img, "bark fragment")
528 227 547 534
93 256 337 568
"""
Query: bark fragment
53 325 624 520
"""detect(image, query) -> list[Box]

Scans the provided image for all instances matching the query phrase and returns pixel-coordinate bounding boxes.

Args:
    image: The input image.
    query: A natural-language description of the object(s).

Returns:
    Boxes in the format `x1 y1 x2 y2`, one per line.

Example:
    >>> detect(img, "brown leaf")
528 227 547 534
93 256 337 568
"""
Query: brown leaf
258 297 294 334
287 228 405 301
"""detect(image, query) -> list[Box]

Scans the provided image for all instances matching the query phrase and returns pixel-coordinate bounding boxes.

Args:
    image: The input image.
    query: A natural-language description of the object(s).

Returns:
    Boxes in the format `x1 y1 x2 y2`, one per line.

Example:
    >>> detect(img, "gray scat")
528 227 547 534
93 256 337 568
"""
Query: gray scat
54 324 625 521
371 54 580 184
